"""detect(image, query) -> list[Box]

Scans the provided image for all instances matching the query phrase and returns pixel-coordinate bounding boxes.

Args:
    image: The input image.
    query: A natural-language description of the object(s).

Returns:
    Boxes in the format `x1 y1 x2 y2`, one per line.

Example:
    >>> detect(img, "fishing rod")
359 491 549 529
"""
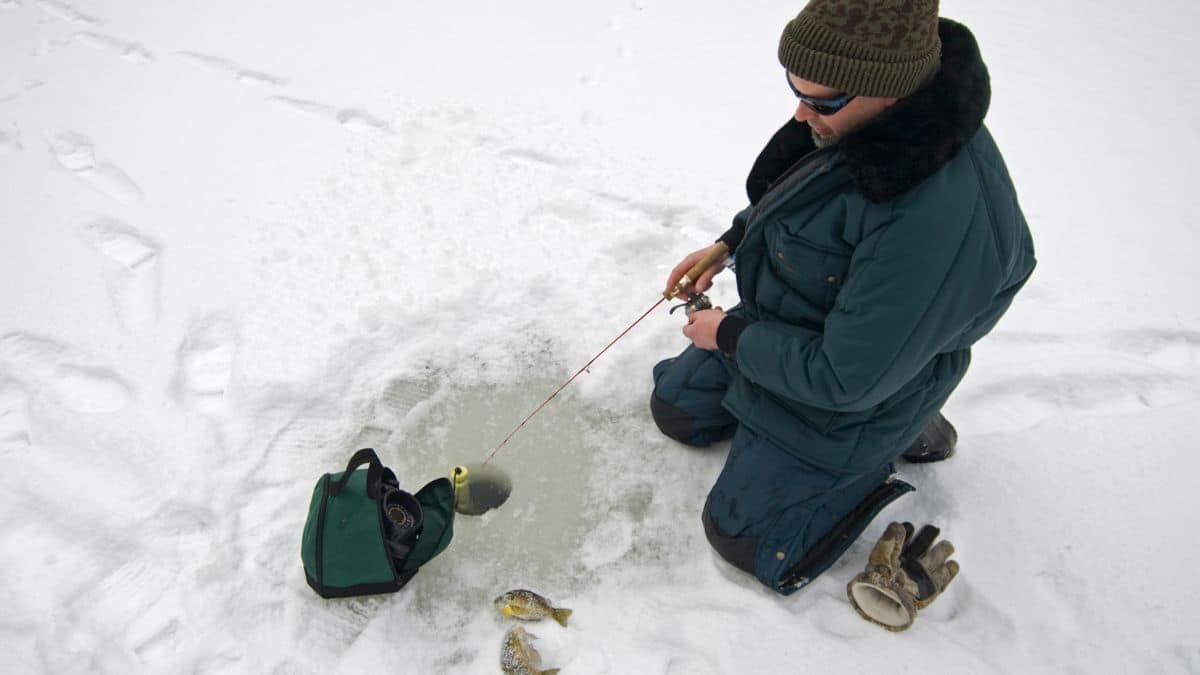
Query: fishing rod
451 242 730 515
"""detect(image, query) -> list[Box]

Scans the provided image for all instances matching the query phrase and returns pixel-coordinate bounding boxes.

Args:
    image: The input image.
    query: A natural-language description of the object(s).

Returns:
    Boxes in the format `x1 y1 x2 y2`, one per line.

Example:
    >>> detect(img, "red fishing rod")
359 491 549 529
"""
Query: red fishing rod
451 242 730 515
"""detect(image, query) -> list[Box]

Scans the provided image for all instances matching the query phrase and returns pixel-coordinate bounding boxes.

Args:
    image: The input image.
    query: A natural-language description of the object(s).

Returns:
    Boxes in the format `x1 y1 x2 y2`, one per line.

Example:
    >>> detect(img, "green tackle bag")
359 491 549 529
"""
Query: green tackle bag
301 448 455 598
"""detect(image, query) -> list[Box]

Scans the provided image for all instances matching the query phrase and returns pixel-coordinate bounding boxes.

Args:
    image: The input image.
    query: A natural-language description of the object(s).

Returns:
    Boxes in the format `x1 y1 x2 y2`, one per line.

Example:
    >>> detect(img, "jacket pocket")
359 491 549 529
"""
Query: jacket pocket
766 228 851 312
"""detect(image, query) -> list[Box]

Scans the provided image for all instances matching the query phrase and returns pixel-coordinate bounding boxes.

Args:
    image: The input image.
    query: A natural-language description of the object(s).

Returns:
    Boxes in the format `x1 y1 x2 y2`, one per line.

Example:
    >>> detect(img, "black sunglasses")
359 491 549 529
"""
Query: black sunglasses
786 74 856 116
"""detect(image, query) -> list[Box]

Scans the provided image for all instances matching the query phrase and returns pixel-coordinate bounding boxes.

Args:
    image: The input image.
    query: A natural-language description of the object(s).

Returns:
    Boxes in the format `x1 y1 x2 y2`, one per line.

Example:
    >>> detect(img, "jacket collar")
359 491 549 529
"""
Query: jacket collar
838 19 991 203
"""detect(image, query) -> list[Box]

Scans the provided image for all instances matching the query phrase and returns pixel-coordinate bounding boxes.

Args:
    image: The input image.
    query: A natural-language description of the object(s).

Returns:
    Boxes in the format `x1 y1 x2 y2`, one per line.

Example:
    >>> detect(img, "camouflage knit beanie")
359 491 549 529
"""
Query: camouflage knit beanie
778 0 941 98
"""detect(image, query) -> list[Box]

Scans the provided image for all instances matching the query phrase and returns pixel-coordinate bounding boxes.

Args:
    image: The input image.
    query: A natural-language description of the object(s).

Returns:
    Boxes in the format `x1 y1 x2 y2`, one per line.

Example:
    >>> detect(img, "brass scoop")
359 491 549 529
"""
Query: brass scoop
451 463 513 516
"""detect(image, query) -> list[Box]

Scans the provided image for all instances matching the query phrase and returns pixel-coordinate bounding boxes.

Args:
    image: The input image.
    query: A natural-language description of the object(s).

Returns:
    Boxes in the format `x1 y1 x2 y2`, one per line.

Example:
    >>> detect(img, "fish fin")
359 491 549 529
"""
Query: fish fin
552 608 572 627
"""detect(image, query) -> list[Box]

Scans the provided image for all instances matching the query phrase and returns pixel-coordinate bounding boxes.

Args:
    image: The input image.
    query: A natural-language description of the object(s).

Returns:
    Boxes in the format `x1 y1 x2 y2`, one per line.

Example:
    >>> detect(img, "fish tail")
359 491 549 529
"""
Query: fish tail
552 608 572 627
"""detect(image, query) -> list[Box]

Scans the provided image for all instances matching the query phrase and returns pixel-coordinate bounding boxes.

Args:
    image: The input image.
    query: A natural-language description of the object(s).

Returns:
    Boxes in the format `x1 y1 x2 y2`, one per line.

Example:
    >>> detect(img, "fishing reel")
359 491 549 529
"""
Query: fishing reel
379 485 423 561
669 292 713 317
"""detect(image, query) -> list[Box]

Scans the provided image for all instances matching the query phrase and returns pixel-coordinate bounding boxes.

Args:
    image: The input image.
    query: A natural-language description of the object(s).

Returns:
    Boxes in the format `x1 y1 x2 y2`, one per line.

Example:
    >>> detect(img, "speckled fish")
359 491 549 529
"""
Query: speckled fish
501 626 560 675
494 589 573 627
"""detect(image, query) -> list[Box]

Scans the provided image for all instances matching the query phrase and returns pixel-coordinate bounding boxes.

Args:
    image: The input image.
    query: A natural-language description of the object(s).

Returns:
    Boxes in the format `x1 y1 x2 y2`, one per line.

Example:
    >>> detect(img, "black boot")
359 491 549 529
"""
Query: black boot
901 413 957 463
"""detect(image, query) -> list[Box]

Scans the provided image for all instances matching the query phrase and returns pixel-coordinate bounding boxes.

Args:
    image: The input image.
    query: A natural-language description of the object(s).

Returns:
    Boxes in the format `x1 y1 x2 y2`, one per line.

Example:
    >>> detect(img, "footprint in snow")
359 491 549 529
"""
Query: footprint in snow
0 122 22 152
954 368 1199 436
499 147 573 170
131 617 181 664
35 0 99 25
336 108 391 133
254 398 351 482
74 32 154 63
0 0 21 10
578 516 635 570
52 364 134 412
267 96 391 133
48 131 143 203
79 217 159 270
0 378 32 449
351 373 440 448
952 327 1200 435
666 656 718 675
151 499 218 536
172 315 238 411
1105 328 1200 368
175 51 287 86
0 77 43 104
73 557 182 660
586 188 701 231
0 333 132 413
77 217 162 332
32 33 67 57
292 593 389 656
1171 644 1200 672
808 591 875 639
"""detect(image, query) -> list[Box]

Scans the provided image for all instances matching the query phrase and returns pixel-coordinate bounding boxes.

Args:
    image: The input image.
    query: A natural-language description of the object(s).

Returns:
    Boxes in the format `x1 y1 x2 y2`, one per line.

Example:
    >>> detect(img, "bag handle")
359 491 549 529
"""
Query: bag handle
328 448 385 499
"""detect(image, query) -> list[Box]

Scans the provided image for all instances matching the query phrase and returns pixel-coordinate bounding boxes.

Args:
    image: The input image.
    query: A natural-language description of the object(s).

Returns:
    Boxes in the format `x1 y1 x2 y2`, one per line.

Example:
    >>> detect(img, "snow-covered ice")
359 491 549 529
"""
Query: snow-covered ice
2 1 1198 673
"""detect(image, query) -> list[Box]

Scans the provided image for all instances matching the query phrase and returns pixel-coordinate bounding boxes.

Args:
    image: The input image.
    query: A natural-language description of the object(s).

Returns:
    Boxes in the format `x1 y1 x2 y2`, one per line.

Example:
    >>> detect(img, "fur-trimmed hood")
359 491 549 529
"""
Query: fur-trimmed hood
742 19 991 206
840 18 991 203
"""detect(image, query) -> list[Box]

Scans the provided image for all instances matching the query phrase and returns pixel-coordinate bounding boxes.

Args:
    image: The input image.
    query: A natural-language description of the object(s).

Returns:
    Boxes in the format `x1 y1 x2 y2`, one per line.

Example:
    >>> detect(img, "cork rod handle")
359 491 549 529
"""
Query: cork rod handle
663 241 730 300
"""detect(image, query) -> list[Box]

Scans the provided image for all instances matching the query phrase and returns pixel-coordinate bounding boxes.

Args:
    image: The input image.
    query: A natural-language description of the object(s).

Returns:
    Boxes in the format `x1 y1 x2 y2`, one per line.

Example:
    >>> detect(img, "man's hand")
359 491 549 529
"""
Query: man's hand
665 244 730 300
682 308 726 351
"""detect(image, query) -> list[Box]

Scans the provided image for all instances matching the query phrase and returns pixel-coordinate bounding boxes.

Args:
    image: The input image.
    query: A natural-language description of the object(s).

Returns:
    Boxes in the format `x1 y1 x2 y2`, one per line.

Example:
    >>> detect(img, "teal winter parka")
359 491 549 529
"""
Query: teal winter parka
714 19 1035 474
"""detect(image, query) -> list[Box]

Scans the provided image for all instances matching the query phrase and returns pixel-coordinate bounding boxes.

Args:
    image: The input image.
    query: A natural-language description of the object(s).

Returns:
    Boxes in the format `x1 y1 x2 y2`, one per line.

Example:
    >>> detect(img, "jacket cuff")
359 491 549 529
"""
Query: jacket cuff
716 316 750 356
716 228 743 253
717 213 747 252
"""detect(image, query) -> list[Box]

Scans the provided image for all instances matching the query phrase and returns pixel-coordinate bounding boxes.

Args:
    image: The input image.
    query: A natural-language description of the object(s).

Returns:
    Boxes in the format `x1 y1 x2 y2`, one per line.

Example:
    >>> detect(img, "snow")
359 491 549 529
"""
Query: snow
2 0 1199 673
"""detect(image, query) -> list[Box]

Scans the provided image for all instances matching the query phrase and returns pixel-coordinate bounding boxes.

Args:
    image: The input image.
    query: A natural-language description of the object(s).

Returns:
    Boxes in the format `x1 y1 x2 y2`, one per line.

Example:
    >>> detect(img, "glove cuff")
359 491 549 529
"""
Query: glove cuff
847 573 917 632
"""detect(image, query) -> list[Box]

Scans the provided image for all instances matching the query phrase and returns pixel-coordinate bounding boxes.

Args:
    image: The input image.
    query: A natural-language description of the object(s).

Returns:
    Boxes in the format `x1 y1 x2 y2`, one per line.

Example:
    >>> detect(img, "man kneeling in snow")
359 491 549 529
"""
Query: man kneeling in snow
651 0 1035 594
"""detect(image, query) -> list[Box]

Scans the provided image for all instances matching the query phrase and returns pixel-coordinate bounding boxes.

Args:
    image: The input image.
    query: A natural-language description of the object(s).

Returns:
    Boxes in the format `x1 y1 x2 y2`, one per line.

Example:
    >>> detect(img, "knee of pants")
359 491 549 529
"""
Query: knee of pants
649 349 736 447
704 428 905 593
701 494 758 576
650 391 696 445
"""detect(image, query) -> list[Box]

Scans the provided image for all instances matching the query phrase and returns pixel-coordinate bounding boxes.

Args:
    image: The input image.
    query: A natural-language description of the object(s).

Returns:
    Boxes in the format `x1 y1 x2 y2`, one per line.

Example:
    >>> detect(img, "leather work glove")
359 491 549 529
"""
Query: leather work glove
846 522 959 631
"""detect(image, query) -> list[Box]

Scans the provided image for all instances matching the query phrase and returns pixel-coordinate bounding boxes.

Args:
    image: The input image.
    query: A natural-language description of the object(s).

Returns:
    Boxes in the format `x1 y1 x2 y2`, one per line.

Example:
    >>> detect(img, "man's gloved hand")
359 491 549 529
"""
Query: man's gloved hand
846 522 959 631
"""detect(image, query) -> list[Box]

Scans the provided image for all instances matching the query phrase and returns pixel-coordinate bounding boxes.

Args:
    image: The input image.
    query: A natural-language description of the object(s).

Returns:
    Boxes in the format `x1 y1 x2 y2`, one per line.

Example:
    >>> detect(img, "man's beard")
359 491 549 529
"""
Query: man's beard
811 128 838 148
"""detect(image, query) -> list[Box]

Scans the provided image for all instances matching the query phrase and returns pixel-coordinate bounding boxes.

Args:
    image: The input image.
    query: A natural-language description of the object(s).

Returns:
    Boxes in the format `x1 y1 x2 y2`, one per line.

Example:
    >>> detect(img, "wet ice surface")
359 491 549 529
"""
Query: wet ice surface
2 0 1200 673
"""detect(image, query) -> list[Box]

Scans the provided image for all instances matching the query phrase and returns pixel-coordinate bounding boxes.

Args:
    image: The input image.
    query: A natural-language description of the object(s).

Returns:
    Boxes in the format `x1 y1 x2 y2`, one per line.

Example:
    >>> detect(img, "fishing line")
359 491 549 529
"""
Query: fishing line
480 296 667 466
479 242 730 467
451 243 728 515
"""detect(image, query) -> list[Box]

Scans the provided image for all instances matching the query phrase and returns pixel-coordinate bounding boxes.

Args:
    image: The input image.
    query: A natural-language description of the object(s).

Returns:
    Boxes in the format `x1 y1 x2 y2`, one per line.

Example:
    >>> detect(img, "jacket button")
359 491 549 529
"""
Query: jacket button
826 275 837 284
776 551 786 560
777 252 785 261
